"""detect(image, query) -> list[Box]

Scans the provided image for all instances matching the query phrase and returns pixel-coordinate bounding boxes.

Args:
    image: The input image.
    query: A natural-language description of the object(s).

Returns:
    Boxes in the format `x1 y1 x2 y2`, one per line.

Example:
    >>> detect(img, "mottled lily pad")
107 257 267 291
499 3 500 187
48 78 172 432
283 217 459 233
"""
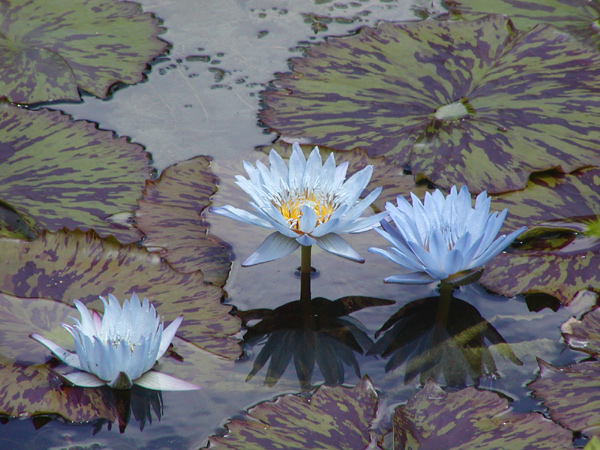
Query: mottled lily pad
207 377 381 450
530 359 600 436
0 103 152 243
395 381 572 449
261 15 600 193
479 168 600 304
0 0 167 104
561 307 600 356
135 156 231 286
443 0 600 51
0 230 241 359
0 360 116 422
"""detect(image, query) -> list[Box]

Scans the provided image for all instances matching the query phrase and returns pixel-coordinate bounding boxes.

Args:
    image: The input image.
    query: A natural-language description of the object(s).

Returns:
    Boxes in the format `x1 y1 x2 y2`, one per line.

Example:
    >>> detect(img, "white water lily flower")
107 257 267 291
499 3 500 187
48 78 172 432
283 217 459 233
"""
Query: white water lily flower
369 186 526 284
32 293 200 391
210 143 386 266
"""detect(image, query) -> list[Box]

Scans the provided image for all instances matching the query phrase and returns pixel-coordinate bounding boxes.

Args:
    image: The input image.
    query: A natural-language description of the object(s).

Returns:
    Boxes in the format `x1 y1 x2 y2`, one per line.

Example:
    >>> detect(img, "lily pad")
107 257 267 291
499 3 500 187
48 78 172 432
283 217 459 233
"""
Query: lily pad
260 15 600 193
443 0 600 51
479 168 600 304
0 230 241 359
530 359 600 436
0 0 167 104
395 381 572 449
0 360 116 422
207 377 381 450
135 156 231 286
0 103 152 243
561 307 600 356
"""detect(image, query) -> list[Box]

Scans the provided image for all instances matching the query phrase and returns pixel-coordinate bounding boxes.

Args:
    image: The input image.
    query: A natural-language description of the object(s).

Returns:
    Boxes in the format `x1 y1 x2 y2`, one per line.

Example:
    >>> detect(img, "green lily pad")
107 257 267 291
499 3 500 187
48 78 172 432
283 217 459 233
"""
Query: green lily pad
0 0 167 104
0 229 241 360
0 360 117 422
530 359 600 436
0 103 152 244
443 0 600 51
395 381 572 449
261 15 600 193
207 377 381 450
479 168 600 304
135 156 231 286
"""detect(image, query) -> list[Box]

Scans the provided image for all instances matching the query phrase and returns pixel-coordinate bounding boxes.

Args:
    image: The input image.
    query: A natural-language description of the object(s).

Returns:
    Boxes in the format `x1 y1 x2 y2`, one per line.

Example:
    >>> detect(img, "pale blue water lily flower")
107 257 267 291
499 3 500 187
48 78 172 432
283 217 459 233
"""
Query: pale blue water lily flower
32 293 200 391
210 143 386 265
369 186 526 284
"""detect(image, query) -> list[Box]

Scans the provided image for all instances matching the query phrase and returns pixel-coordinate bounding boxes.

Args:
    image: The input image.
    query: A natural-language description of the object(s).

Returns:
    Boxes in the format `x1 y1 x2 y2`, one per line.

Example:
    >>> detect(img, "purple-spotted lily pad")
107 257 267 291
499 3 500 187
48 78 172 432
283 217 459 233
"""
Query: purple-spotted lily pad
530 359 600 436
479 168 600 304
207 377 382 450
561 307 600 356
0 0 167 104
135 156 231 286
0 360 117 422
0 103 152 244
395 381 572 449
0 230 241 360
443 0 600 51
260 15 600 193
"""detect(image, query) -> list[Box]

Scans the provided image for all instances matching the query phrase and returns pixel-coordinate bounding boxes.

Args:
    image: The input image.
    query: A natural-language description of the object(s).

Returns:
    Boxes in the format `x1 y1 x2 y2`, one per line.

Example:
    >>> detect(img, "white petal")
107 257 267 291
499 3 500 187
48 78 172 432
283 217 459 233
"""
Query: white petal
315 233 364 262
384 273 437 284
53 369 106 388
242 232 300 266
298 205 317 234
134 371 201 391
296 234 316 246
157 315 183 359
209 205 273 229
31 333 83 369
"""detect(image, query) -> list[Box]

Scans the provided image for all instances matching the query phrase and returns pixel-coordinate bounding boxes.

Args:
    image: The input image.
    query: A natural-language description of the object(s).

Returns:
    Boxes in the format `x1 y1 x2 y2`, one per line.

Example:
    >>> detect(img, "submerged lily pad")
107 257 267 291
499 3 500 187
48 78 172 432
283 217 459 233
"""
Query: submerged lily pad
443 0 600 51
0 0 167 104
135 156 231 286
261 15 600 193
207 377 381 450
0 230 241 359
479 168 600 304
395 381 572 449
0 103 152 243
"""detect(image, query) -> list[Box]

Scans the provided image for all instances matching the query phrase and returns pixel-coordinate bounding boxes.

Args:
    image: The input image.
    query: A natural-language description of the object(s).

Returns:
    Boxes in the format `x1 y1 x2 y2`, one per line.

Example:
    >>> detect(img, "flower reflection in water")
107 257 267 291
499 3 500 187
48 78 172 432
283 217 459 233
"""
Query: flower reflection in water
368 284 522 387
237 296 394 390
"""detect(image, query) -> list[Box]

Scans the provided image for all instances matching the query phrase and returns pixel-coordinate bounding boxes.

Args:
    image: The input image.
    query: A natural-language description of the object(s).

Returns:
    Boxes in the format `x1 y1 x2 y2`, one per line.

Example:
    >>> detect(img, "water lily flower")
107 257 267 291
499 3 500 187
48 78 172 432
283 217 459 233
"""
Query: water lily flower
210 143 386 266
369 186 526 284
32 293 200 391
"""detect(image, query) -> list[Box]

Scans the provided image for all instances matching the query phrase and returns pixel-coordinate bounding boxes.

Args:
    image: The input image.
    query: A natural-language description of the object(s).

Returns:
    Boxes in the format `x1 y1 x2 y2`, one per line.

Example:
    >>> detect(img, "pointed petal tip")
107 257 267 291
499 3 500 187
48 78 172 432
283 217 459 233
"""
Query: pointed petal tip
135 371 202 391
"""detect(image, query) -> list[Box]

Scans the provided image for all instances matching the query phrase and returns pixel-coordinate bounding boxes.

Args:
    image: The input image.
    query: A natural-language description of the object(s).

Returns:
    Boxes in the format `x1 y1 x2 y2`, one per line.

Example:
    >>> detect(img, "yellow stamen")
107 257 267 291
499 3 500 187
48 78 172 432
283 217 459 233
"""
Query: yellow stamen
274 189 337 231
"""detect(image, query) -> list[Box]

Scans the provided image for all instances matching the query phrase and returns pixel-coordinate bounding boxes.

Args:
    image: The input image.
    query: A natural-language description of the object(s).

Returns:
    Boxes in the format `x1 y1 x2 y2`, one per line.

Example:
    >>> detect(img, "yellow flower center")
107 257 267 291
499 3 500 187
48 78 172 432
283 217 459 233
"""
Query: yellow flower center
275 190 337 231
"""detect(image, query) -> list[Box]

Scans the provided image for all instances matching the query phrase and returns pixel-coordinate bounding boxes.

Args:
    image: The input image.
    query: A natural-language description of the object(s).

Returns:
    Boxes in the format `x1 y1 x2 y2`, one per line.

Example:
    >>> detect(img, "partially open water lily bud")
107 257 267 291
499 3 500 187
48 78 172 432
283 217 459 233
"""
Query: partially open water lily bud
32 293 200 391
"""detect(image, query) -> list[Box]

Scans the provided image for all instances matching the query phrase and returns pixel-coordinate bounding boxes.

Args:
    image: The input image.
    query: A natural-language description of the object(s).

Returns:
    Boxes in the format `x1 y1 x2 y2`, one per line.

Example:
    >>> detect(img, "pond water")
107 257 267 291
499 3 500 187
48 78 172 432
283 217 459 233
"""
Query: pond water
1 0 591 448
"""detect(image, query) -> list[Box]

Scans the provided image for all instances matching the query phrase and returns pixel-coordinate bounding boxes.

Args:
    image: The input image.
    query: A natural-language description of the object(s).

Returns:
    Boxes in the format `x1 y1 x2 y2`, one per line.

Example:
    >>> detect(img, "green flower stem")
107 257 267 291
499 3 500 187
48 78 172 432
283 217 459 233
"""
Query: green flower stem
436 281 454 327
300 245 315 328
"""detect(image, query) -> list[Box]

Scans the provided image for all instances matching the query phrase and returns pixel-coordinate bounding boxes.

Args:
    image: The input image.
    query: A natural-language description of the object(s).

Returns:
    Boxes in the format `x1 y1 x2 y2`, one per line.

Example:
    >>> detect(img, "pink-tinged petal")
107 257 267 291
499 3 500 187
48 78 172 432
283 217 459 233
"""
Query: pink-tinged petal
157 315 183 359
134 371 201 391
242 232 300 266
91 310 102 333
315 233 364 263
31 333 83 370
